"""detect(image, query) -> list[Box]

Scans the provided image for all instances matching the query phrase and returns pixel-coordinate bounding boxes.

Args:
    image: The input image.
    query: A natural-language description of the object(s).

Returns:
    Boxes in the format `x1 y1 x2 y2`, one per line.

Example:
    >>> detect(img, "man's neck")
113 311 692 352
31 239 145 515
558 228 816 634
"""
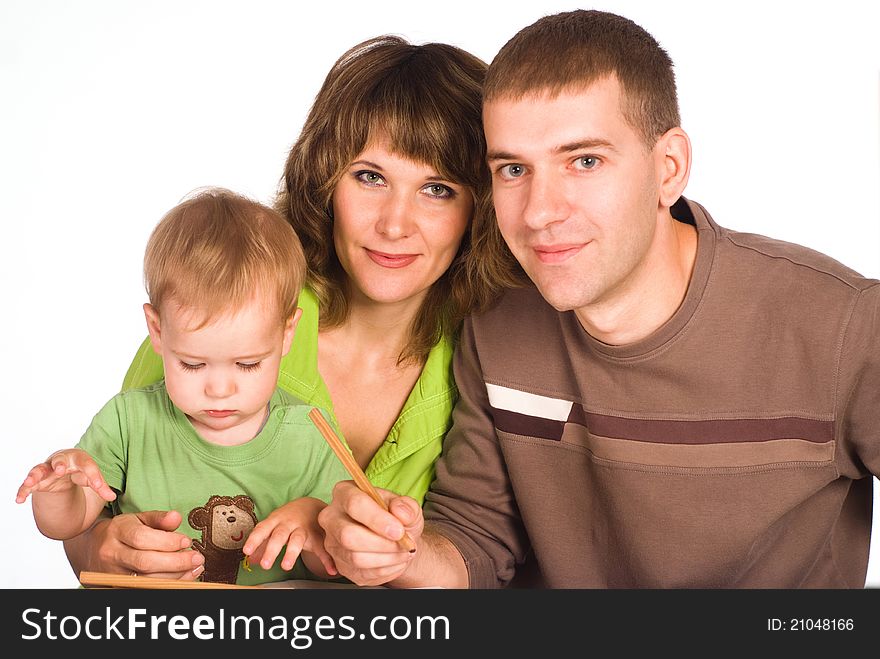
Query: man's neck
575 214 698 346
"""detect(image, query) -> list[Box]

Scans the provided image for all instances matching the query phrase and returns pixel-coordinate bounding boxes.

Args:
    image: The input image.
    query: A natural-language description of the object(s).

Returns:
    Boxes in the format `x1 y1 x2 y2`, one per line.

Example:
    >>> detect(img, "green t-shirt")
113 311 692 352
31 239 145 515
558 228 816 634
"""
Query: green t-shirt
122 287 458 505
76 382 350 586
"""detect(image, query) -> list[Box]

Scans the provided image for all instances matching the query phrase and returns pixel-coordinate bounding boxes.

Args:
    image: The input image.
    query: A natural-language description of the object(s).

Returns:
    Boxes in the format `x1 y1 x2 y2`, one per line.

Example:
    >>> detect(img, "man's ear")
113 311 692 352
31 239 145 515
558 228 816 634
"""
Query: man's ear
655 127 691 208
144 303 163 354
281 307 303 357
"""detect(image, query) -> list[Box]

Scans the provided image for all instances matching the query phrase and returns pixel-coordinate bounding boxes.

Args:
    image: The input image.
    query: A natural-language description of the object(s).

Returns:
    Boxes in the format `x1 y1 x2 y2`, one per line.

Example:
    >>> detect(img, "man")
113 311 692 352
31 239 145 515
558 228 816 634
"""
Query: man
318 9 880 588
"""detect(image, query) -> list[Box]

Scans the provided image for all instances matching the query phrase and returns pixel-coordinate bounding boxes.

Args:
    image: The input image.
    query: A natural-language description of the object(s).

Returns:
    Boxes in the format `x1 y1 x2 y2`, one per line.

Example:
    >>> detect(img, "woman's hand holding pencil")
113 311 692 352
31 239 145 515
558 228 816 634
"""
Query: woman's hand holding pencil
308 408 417 553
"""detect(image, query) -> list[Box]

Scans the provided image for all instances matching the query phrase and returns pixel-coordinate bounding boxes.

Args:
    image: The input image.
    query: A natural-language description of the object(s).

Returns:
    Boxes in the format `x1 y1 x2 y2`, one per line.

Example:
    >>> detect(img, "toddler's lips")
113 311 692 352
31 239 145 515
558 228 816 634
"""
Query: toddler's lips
205 410 235 418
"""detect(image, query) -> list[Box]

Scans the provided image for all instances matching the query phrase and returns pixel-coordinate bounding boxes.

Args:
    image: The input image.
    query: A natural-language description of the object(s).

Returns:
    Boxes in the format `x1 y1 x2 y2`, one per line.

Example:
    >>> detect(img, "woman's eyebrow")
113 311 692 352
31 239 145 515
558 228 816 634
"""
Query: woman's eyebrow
350 159 384 170
351 159 455 185
424 174 457 184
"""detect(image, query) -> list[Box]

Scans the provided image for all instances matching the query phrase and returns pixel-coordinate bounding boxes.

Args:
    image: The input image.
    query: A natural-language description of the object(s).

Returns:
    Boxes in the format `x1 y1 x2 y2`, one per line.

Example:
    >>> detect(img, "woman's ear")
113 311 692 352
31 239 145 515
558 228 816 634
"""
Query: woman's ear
654 127 692 208
143 303 163 355
281 307 303 357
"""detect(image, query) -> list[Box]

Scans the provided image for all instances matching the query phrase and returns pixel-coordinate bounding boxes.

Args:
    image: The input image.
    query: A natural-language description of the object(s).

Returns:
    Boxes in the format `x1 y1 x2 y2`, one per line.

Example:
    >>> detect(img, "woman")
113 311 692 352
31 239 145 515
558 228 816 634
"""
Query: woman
62 35 521 580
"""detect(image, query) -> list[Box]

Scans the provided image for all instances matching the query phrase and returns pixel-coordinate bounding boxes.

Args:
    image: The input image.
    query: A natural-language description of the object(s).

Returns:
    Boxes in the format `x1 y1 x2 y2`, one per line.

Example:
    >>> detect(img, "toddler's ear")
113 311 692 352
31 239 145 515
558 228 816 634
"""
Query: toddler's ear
281 307 303 356
144 303 163 354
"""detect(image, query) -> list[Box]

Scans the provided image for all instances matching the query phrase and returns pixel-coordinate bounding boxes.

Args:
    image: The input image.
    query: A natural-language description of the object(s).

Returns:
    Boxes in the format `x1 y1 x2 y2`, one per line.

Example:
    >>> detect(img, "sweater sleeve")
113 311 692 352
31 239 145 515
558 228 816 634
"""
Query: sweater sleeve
121 336 164 391
837 281 880 478
422 317 530 588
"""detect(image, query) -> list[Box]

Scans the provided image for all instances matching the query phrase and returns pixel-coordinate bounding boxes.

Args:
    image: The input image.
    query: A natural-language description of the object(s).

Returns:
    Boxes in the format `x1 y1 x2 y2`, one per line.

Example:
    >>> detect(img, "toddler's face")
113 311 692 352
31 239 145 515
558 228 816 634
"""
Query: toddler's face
145 297 299 445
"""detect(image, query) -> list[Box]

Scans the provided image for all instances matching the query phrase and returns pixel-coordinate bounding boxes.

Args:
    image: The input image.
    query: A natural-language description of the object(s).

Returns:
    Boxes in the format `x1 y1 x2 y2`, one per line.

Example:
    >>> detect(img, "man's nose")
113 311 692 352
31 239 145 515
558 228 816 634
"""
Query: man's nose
521 169 570 231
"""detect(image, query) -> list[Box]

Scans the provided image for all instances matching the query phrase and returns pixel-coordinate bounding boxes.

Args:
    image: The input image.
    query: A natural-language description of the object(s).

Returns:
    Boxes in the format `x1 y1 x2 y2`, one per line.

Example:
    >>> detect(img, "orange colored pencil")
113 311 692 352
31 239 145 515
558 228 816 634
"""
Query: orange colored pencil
79 571 260 589
308 408 416 553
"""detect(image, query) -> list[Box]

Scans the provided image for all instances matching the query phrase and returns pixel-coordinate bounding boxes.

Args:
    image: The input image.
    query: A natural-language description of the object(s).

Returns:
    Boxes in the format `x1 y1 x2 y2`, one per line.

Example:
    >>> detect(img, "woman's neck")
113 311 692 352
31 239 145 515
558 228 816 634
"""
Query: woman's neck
333 290 425 363
317 291 427 469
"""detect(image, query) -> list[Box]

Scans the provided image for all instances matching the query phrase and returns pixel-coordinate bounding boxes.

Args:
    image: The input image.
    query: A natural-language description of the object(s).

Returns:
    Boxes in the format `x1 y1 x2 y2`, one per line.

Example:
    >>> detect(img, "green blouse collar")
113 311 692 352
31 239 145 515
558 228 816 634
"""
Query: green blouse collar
277 287 455 477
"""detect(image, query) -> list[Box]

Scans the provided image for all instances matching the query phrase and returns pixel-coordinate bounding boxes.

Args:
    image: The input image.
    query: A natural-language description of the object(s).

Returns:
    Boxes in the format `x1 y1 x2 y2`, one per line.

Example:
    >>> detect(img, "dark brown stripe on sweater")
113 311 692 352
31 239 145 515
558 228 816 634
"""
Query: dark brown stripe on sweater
566 406 833 444
493 408 566 440
493 403 833 445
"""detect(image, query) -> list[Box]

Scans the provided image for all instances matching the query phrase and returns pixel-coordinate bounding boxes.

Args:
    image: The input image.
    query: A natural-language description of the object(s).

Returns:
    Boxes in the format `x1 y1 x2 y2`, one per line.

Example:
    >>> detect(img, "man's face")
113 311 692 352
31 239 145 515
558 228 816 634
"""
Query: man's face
484 77 664 317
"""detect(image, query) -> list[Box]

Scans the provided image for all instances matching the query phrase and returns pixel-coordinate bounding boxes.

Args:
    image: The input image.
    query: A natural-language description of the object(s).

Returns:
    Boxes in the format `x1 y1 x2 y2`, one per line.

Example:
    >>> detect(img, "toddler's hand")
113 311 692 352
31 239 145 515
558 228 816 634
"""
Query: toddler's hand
243 497 336 576
16 448 116 504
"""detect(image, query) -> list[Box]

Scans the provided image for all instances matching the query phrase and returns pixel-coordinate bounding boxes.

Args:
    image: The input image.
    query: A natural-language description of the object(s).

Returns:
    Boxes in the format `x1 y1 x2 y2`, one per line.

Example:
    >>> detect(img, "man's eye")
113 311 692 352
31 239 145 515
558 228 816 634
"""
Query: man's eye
237 362 262 372
574 156 599 170
179 361 203 372
499 164 525 179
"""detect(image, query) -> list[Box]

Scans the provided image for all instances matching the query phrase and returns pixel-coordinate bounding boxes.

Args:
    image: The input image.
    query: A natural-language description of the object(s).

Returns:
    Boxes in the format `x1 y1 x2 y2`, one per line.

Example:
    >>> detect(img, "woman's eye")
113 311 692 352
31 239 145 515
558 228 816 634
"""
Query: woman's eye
179 361 203 372
237 362 262 372
499 164 525 179
423 183 454 199
355 170 385 186
574 156 599 170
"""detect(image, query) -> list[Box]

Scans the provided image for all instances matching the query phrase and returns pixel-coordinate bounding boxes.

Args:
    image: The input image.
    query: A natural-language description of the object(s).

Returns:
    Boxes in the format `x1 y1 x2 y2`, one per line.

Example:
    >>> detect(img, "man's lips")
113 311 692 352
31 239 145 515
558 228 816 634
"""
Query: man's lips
533 243 587 264
205 410 235 418
365 249 419 269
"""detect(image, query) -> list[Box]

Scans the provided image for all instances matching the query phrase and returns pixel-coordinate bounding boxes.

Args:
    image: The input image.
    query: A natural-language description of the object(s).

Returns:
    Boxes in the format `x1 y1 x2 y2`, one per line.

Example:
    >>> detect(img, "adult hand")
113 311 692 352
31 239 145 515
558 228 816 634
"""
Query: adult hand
64 509 205 580
317 481 422 587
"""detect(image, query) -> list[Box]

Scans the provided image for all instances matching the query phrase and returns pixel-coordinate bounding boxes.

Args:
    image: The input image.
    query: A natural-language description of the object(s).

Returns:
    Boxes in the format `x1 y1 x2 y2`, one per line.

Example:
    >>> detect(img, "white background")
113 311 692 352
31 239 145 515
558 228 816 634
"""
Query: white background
2 0 878 588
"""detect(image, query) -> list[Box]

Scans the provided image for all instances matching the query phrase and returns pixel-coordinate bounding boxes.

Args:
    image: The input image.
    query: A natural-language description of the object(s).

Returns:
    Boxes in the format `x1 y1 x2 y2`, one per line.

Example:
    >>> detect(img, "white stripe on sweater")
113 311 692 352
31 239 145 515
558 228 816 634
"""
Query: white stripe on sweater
485 383 573 421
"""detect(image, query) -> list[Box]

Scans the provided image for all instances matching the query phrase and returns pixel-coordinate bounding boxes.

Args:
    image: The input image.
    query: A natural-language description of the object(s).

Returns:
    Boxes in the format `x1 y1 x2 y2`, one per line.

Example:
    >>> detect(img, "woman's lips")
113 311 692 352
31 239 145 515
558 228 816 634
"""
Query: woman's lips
366 249 418 268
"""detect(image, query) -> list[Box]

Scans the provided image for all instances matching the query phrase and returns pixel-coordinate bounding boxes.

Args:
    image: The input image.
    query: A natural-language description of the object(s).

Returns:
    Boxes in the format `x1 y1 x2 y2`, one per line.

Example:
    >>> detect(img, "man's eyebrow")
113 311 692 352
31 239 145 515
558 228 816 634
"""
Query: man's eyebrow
555 139 614 153
486 150 518 162
487 139 615 163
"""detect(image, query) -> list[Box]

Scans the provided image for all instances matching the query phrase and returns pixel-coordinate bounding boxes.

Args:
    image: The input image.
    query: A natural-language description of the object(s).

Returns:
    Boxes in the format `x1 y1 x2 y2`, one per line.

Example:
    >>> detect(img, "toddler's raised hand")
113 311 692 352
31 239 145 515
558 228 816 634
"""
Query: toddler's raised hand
16 448 116 504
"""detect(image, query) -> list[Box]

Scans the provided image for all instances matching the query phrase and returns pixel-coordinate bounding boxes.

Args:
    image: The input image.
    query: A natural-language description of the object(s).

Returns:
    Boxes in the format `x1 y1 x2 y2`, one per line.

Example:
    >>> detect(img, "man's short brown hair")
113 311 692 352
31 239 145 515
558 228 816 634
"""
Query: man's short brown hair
484 9 681 146
145 188 305 327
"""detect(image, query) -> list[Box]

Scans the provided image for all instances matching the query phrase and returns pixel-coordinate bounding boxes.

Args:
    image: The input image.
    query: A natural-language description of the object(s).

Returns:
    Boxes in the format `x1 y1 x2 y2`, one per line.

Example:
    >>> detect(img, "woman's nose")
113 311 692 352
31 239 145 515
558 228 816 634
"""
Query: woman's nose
375 193 416 239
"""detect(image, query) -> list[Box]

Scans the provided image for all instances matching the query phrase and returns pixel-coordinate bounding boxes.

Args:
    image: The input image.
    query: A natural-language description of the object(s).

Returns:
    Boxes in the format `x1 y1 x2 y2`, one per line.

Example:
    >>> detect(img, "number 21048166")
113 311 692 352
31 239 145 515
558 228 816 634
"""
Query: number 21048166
767 618 854 631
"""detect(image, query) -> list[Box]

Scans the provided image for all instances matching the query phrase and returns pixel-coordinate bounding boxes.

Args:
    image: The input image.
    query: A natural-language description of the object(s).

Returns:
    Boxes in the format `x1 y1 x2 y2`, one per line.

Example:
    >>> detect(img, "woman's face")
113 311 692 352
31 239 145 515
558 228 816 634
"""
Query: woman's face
331 137 473 308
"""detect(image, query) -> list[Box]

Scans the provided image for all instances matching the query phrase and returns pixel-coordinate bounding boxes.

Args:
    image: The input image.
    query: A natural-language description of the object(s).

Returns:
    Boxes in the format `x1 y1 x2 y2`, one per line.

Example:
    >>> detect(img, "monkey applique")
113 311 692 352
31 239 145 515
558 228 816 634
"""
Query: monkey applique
188 494 257 584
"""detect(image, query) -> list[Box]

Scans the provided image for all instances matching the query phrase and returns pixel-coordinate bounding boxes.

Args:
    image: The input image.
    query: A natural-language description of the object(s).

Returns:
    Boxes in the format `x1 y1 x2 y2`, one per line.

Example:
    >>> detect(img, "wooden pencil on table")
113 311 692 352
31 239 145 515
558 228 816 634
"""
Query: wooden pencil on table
78 570 260 589
308 407 417 553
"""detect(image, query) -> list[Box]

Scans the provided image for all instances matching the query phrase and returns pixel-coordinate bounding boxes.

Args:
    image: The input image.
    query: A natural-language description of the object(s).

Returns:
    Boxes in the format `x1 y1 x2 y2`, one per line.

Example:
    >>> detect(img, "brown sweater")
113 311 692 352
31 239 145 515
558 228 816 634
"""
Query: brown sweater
424 198 880 588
